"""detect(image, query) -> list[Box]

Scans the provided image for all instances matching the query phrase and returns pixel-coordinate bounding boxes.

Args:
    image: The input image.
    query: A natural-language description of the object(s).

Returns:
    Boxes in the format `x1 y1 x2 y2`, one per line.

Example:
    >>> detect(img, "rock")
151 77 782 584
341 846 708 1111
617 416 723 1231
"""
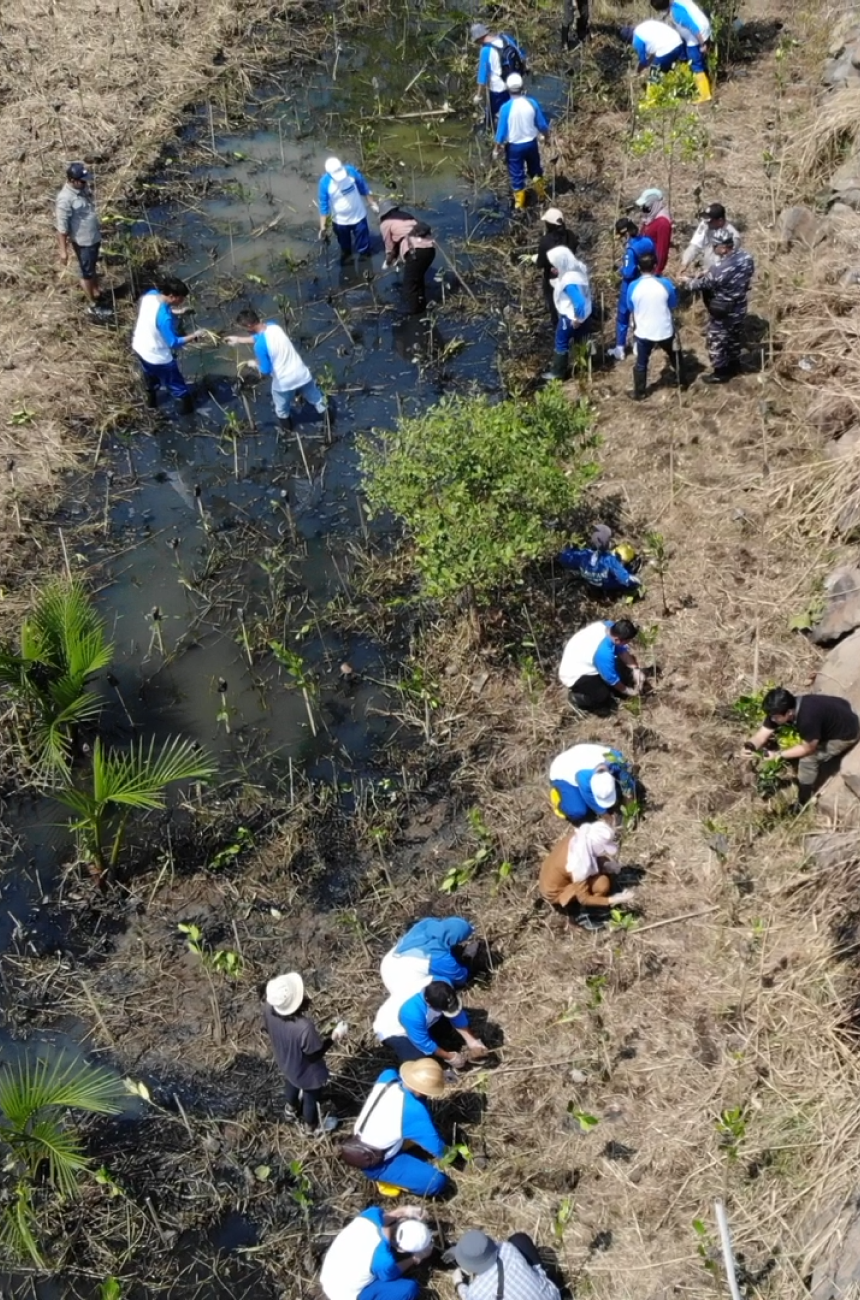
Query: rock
804 830 860 869
813 631 860 817
840 266 860 286
822 49 860 88
829 156 860 209
808 392 857 438
810 567 860 644
807 1197 860 1300
778 204 829 250
815 627 860 697
824 426 860 461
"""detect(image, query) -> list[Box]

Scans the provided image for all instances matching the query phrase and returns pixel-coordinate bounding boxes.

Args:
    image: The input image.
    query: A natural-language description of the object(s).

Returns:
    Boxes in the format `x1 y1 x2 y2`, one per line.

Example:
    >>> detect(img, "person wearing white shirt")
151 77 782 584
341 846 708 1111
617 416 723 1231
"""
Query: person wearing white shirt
224 308 327 426
318 157 378 262
626 251 679 400
626 19 687 73
681 202 741 271
320 1207 432 1300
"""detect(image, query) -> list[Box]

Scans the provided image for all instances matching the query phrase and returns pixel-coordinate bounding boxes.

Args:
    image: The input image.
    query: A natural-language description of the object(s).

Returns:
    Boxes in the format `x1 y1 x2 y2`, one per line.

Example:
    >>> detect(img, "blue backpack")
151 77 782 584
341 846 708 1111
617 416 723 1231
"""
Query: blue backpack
498 33 526 77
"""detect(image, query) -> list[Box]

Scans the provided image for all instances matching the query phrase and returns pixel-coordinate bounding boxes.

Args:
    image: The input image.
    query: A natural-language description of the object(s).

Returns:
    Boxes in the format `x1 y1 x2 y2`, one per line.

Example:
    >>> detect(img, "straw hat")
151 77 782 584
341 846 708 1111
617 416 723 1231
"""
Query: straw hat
400 1058 446 1098
265 972 304 1016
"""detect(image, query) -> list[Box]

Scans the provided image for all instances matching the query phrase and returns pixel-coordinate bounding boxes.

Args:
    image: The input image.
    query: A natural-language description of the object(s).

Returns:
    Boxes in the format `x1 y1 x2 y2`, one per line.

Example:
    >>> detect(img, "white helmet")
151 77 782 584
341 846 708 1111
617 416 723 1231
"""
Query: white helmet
506 73 524 91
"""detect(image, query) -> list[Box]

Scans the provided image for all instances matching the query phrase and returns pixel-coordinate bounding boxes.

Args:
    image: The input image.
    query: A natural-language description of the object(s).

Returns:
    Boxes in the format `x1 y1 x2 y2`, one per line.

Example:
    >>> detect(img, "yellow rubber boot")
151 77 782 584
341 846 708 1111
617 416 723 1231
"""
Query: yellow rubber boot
513 189 527 210
532 175 548 202
377 1182 402 1197
693 71 712 102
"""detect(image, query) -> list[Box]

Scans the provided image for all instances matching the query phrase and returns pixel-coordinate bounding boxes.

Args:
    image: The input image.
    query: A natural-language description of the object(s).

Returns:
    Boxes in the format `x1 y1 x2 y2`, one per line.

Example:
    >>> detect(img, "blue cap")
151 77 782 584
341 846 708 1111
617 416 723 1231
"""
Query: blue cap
67 162 90 181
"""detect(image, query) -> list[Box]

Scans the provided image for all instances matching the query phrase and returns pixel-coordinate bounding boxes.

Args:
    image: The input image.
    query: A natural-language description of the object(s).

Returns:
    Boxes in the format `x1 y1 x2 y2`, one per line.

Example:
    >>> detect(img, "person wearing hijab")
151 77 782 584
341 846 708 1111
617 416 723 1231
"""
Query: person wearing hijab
633 188 673 273
542 245 592 381
539 817 634 918
378 200 436 315
531 209 580 324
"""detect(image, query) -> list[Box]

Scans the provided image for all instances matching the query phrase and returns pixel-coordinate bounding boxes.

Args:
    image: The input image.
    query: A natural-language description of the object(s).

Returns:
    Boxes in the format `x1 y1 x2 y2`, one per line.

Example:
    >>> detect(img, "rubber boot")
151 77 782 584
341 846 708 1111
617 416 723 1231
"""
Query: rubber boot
532 175 548 203
631 367 647 401
542 352 571 382
702 366 733 385
178 392 195 415
561 22 571 48
693 71 712 103
145 386 158 410
513 189 527 211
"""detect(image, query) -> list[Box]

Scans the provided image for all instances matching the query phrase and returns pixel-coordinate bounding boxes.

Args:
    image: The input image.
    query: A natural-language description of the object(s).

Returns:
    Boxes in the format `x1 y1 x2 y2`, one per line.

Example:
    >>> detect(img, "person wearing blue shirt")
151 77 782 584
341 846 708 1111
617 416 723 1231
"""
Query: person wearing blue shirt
320 1206 433 1300
543 245 593 381
558 618 644 712
471 24 525 123
318 157 377 262
381 917 476 995
493 75 549 210
608 218 656 362
558 524 641 593
375 981 487 1065
131 276 206 414
548 742 636 822
626 251 679 400
651 0 712 99
352 1061 450 1197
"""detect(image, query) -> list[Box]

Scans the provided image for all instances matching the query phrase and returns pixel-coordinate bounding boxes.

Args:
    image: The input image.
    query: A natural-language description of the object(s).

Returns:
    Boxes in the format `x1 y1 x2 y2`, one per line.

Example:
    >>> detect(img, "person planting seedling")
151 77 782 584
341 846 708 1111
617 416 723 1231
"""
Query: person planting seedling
741 685 860 810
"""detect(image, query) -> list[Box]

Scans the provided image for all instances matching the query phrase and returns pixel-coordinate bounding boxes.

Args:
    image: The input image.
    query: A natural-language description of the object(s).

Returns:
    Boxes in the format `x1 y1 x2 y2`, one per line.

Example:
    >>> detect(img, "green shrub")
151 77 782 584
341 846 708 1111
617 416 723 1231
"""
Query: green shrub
358 386 599 606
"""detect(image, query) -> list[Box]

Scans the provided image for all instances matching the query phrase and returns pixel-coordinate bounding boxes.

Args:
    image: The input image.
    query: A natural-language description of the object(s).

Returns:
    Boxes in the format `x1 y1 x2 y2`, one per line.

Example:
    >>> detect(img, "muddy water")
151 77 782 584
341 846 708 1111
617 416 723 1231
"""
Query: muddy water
0 11 568 1294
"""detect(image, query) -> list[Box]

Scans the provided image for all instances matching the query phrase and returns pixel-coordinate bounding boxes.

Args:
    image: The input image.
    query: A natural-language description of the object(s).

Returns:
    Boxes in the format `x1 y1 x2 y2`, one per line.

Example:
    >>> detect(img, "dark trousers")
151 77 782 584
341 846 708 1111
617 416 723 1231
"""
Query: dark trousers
509 1234 542 1268
285 1080 322 1127
383 1035 430 1063
137 356 191 400
635 335 675 380
333 217 371 257
402 246 435 314
543 279 558 325
569 675 613 711
489 88 510 122
706 309 746 369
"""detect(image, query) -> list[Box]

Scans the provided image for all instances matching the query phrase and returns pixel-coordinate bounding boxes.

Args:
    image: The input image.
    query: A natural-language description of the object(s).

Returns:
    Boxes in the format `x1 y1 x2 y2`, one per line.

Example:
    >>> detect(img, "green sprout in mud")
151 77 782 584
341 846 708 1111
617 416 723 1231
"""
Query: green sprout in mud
644 531 669 614
566 1104 600 1134
621 798 642 832
608 908 639 933
553 1195 575 1241
440 808 495 894
177 924 243 978
289 1159 314 1212
438 1141 473 1168
585 974 607 1009
8 407 36 427
692 1218 718 1276
209 825 254 870
0 1053 125 1267
715 1105 747 1160
269 639 318 737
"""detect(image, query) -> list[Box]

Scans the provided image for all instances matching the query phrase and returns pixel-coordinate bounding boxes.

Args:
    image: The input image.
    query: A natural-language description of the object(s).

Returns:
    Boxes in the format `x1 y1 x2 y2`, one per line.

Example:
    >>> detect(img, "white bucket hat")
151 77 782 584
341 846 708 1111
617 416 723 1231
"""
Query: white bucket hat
265 972 304 1016
590 771 617 810
325 156 348 183
395 1221 432 1253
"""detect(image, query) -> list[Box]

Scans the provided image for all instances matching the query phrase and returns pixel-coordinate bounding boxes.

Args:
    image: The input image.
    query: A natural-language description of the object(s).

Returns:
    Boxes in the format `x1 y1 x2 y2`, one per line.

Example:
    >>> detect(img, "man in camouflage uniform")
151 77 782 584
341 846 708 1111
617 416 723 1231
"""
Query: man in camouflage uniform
682 231 754 384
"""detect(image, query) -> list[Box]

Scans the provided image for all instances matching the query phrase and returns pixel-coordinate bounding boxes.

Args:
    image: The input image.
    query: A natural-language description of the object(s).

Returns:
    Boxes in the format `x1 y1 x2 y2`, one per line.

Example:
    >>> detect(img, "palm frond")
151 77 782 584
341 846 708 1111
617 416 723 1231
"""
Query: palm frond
0 1054 125 1126
0 645 30 695
26 580 113 680
52 786 95 819
24 1118 89 1199
0 1185 46 1268
92 736 217 809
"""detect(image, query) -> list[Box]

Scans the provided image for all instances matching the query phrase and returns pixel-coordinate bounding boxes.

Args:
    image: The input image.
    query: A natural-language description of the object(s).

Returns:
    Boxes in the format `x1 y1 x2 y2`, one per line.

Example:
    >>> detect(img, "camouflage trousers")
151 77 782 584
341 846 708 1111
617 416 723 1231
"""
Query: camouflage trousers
705 306 746 370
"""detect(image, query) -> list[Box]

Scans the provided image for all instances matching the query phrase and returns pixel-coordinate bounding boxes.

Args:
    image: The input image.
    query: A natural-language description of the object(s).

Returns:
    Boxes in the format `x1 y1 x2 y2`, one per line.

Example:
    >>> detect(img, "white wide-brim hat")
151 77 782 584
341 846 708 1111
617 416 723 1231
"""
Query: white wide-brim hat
266 972 304 1016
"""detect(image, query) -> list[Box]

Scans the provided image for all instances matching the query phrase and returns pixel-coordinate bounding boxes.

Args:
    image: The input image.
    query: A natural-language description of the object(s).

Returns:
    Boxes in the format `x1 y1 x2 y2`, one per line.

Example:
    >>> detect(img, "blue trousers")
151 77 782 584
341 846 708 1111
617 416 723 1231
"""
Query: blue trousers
687 42 708 73
615 282 636 348
489 88 510 122
363 1152 449 1197
272 379 324 418
360 1280 419 1300
506 140 542 191
137 356 191 399
333 217 371 257
555 314 592 354
652 47 688 72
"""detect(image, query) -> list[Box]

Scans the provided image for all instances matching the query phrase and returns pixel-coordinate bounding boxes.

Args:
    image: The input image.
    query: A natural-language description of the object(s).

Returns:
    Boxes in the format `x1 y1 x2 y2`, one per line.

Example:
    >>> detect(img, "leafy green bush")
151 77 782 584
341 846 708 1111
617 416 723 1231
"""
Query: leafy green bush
358 386 599 605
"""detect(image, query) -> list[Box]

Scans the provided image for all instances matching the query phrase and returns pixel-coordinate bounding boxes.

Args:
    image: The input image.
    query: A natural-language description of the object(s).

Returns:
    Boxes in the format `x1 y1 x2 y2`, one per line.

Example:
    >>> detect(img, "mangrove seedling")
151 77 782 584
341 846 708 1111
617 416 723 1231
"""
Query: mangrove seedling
608 908 639 933
289 1159 314 1212
269 640 318 736
567 1104 600 1134
55 736 217 876
553 1196 575 1241
0 578 113 782
715 1106 747 1160
0 1053 125 1267
644 531 669 614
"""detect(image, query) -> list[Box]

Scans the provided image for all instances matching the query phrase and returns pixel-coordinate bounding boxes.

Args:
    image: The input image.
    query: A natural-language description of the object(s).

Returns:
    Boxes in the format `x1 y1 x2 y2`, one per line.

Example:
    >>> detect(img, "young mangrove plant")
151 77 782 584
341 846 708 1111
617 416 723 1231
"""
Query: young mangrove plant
358 386 599 609
0 579 113 782
54 736 217 876
0 1052 126 1267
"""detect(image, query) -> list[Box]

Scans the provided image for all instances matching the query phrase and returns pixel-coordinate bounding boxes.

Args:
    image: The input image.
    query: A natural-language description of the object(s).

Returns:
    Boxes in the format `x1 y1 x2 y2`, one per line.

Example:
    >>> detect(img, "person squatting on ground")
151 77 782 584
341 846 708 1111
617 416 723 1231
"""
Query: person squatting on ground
557 524 641 593
627 251 679 400
543 246 592 381
320 1206 433 1300
558 619 643 712
650 0 713 100
608 218 655 361
378 200 436 315
634 188 674 274
743 686 860 808
532 208 580 325
493 74 549 210
343 1059 450 1197
548 741 635 822
374 979 487 1066
380 917 478 996
224 309 327 425
680 202 741 271
682 230 754 383
318 157 377 262
263 972 348 1131
539 817 634 920
448 1229 562 1300
131 276 206 414
471 24 526 124
55 163 110 318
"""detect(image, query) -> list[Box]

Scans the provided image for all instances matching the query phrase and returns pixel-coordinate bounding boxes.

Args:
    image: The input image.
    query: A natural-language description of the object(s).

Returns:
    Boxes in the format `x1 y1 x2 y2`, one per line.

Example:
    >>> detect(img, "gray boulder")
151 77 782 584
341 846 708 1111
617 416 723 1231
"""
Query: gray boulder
778 204 829 250
806 1195 860 1300
808 392 857 438
815 629 860 817
810 567 860 644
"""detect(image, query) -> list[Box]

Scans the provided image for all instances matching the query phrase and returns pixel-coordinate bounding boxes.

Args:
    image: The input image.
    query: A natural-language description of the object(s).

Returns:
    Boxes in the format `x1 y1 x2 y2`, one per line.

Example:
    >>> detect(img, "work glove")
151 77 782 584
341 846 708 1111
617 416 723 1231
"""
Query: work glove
610 889 635 904
452 1270 465 1287
448 1051 469 1070
473 92 483 105
519 253 538 264
332 1020 349 1043
381 259 391 271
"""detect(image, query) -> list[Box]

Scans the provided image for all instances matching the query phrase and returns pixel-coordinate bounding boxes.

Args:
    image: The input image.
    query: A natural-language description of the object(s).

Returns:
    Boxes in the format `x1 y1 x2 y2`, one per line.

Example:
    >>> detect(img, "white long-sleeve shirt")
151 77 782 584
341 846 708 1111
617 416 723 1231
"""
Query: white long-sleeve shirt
680 219 742 269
